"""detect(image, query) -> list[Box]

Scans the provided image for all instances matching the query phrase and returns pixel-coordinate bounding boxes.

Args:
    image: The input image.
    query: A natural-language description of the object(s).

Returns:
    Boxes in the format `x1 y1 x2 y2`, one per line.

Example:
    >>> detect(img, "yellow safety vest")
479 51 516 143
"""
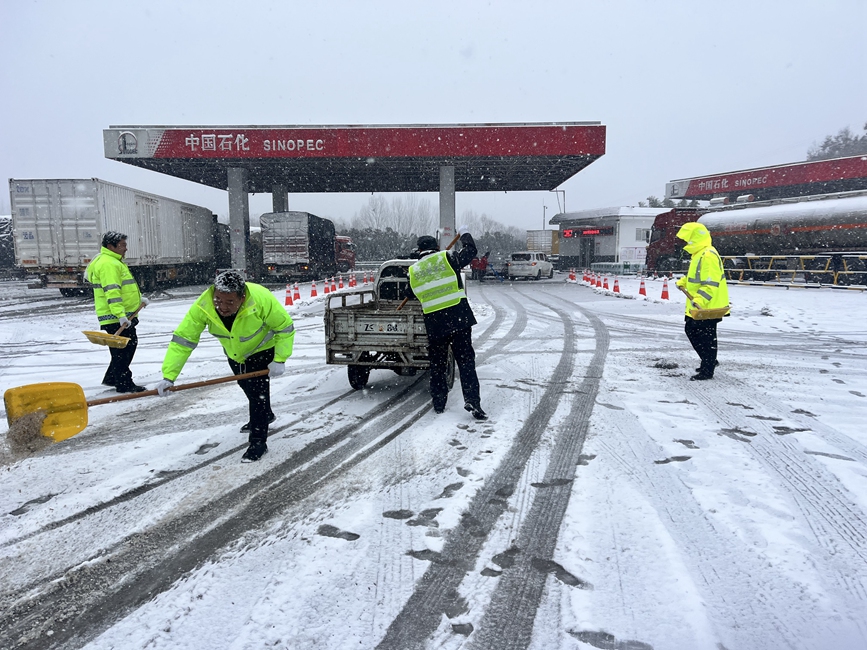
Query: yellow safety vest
409 251 465 314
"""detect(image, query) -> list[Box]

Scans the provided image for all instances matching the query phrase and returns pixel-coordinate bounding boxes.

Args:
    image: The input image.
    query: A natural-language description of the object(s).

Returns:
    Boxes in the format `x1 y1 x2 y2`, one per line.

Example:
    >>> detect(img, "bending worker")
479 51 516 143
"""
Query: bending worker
675 222 730 381
84 231 149 393
156 271 295 462
407 227 487 420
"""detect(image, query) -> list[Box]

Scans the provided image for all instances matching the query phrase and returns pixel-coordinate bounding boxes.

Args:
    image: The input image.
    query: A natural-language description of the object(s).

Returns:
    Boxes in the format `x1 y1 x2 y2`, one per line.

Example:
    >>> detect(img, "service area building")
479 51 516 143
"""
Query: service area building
550 206 672 272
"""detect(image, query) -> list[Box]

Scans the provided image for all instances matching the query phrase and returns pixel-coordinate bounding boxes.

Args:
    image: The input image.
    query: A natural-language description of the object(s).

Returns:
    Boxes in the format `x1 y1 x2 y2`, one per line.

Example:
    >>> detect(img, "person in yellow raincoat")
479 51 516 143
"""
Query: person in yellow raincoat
156 271 295 462
675 222 730 381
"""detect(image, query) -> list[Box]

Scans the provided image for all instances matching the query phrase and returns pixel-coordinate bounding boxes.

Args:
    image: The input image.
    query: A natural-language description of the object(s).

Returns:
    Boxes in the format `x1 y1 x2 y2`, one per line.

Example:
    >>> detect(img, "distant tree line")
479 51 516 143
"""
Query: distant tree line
807 122 867 161
334 195 526 261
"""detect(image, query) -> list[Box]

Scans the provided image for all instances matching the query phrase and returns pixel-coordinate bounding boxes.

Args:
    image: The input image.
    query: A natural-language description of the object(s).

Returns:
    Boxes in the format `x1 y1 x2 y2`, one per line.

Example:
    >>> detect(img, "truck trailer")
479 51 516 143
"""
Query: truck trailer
260 211 355 280
10 178 225 295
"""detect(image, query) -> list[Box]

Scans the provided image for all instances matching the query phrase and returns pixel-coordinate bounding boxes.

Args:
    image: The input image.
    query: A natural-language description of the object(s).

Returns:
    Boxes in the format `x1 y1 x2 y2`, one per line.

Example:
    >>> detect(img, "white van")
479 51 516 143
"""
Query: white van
506 251 554 280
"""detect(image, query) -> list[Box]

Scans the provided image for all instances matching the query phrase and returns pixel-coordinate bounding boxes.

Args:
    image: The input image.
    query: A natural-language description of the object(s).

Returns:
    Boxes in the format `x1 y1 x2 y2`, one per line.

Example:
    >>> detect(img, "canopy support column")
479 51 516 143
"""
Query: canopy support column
439 165 456 249
272 185 288 212
227 167 251 276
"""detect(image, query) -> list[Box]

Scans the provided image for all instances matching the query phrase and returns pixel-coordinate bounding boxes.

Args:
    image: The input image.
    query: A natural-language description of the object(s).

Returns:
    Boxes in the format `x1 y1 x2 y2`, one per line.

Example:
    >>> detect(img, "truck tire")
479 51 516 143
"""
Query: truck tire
446 348 456 390
348 365 370 390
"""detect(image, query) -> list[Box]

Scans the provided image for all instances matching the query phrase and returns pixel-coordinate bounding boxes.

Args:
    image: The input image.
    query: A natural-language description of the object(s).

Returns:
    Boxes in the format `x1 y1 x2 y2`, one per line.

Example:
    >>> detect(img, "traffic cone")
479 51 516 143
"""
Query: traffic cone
569 268 576 282
310 280 318 298
293 283 300 301
363 272 368 286
639 278 647 296
613 277 620 293
338 275 344 289
661 278 670 300
323 278 330 294
331 277 337 293
284 284 293 306
349 273 356 287
603 276 609 290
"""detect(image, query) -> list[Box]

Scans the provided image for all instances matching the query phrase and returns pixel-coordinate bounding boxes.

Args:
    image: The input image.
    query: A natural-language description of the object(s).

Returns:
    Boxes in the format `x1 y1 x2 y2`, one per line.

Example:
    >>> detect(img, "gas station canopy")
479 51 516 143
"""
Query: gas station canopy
103 123 606 193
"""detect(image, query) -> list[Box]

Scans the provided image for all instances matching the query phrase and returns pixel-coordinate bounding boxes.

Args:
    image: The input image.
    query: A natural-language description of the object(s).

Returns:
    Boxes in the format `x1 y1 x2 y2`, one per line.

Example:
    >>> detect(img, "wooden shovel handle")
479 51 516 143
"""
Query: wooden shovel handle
114 302 146 336
396 233 463 311
86 369 270 407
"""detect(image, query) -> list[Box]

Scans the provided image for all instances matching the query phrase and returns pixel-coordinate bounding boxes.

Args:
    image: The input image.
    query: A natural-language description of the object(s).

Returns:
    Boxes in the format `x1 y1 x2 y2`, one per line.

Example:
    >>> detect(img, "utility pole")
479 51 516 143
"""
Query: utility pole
542 204 548 230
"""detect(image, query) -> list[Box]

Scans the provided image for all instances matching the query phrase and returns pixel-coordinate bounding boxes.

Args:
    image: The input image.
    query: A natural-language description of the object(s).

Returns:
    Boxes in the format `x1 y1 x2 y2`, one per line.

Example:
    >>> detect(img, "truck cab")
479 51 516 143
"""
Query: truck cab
335 236 356 273
645 207 703 273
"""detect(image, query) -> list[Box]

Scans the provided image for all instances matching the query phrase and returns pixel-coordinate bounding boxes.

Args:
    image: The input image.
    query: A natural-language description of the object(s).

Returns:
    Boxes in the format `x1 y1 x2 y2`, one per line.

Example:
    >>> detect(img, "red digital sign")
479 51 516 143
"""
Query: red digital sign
562 226 614 238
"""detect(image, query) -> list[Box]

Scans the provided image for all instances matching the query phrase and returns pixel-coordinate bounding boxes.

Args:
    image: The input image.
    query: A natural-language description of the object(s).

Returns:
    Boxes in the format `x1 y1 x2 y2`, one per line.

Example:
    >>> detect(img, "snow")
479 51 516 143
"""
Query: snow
1 276 866 650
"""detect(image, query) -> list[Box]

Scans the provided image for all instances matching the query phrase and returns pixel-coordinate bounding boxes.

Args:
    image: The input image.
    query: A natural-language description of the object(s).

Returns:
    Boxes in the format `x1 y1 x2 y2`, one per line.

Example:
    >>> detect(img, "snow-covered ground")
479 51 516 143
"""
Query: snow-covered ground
1 275 866 650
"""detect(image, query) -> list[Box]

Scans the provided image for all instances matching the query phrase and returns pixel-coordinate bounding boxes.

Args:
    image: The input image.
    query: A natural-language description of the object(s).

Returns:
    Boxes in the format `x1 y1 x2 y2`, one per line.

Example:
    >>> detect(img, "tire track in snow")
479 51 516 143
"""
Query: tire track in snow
375 289 598 650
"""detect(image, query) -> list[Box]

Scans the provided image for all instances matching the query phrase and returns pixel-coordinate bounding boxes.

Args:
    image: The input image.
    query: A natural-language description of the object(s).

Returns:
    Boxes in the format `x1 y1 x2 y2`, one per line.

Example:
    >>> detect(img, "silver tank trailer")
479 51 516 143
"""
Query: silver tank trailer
698 194 867 256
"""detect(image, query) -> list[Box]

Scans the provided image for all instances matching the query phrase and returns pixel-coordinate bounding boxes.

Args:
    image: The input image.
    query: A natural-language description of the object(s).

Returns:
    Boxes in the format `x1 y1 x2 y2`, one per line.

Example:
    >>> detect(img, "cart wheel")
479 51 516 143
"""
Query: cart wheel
348 365 370 390
446 348 456 390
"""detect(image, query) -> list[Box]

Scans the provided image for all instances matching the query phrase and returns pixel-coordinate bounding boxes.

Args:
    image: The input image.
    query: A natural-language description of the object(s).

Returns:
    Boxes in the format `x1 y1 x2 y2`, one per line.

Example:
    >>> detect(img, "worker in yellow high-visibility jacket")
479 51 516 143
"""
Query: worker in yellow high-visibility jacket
675 222 730 381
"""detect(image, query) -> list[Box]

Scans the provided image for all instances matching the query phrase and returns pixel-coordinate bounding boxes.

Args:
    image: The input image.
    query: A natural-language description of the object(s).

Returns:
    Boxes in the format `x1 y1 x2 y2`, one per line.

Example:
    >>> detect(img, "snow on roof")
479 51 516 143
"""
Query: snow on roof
550 206 671 224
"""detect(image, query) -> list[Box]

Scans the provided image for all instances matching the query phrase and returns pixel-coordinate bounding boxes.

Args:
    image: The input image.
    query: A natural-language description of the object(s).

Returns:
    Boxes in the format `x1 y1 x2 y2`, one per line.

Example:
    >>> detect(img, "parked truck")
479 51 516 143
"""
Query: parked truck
260 211 356 281
324 258 455 390
9 178 228 295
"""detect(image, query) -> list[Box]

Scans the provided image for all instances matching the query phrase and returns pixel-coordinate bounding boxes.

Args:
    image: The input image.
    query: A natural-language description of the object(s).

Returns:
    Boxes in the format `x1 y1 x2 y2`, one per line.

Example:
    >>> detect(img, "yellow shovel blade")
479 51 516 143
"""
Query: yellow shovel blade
82 330 129 349
4 382 88 441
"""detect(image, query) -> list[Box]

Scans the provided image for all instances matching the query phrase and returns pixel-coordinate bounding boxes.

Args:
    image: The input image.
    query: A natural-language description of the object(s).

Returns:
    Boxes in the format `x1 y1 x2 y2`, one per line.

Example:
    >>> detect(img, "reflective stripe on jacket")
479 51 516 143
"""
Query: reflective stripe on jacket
161 282 295 381
85 247 141 324
408 251 466 314
675 246 730 316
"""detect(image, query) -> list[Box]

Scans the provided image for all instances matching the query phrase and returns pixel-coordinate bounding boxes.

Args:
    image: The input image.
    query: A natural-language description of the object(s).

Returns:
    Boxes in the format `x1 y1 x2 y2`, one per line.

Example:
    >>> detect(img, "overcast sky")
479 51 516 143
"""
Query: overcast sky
1 0 865 230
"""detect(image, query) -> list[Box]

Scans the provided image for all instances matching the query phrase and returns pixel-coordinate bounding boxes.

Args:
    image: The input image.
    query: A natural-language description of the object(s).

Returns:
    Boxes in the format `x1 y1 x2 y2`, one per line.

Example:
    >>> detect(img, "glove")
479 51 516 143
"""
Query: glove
156 379 174 397
139 297 150 307
268 361 285 377
458 225 471 236
118 316 131 328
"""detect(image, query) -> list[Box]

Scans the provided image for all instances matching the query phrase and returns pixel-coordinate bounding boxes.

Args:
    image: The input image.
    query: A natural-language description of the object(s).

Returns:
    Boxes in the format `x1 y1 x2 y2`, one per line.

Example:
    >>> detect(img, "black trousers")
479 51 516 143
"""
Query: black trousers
101 320 138 388
428 327 481 410
684 317 720 377
228 348 275 443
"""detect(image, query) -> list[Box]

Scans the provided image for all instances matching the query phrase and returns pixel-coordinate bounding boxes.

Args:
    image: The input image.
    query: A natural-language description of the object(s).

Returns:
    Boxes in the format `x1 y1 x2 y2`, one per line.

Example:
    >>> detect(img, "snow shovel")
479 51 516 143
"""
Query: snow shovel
676 285 730 320
396 234 462 311
4 369 269 443
82 302 145 349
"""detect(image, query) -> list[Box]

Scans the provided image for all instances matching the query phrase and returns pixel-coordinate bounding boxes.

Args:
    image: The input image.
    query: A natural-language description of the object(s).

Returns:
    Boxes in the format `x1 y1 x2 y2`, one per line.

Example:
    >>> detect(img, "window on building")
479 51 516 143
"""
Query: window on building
636 228 651 243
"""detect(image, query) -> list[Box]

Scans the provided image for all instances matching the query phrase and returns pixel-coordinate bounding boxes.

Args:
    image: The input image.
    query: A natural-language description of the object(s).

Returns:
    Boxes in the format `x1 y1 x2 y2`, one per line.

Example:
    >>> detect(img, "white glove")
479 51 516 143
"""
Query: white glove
139 297 150 307
268 361 285 377
458 225 471 236
118 316 131 328
156 379 174 396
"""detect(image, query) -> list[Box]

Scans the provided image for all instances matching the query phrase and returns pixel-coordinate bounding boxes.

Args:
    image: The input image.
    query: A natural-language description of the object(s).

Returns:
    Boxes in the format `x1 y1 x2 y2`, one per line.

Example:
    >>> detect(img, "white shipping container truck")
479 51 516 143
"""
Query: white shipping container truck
10 178 222 295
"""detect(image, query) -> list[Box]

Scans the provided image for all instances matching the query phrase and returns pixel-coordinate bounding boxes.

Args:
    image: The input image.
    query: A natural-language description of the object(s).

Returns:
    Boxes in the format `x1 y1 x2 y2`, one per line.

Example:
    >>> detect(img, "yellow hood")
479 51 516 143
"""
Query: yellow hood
676 222 712 255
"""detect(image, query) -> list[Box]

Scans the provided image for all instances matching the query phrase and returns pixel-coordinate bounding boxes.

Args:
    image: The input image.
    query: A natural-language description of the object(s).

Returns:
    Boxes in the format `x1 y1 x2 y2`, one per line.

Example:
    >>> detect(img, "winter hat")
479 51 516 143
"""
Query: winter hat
417 235 439 252
214 270 246 295
102 231 127 247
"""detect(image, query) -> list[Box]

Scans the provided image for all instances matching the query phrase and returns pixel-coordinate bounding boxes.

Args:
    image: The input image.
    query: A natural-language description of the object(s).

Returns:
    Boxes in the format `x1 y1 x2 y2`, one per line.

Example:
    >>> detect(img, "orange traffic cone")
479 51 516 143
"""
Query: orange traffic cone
613 277 620 293
338 275 344 289
323 278 330 294
284 284 293 306
331 277 337 292
293 283 300 301
661 278 670 300
349 273 356 287
603 276 609 290
569 268 576 282
363 272 368 286
310 280 318 298
639 278 647 296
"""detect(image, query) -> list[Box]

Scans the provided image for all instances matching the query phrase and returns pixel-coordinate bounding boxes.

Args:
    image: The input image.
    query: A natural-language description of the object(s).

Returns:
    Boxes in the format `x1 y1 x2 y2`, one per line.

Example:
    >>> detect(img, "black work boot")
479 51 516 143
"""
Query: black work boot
240 413 276 432
464 402 488 421
242 439 268 463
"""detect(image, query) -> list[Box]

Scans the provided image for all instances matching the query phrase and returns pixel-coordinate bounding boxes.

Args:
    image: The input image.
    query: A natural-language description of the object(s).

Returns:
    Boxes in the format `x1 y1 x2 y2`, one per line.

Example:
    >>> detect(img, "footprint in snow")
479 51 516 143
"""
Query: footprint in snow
530 478 574 488
382 509 414 520
435 482 464 499
9 493 58 516
194 442 220 455
674 439 699 449
568 630 653 650
654 456 691 464
850 391 865 398
317 524 359 541
531 557 592 589
577 454 597 465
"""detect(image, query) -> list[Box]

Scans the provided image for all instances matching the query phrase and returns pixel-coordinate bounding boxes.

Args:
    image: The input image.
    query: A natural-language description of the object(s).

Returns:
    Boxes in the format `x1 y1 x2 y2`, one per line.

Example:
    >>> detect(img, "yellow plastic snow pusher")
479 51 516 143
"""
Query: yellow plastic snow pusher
3 370 269 442
82 302 145 349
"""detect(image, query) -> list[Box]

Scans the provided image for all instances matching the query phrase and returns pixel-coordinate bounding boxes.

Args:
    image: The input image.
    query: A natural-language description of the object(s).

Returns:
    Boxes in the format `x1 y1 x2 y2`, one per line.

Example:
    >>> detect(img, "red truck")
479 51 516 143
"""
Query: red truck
645 207 704 273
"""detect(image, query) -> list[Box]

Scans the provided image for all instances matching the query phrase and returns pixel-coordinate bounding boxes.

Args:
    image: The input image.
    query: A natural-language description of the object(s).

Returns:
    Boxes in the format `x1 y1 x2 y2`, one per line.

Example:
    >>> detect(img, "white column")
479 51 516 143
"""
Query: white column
439 165 456 249
227 167 250 275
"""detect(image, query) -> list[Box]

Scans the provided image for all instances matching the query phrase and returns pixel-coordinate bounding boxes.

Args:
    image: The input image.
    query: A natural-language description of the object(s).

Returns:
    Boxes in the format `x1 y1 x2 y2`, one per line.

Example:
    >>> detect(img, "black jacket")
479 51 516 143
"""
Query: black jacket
407 233 478 342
